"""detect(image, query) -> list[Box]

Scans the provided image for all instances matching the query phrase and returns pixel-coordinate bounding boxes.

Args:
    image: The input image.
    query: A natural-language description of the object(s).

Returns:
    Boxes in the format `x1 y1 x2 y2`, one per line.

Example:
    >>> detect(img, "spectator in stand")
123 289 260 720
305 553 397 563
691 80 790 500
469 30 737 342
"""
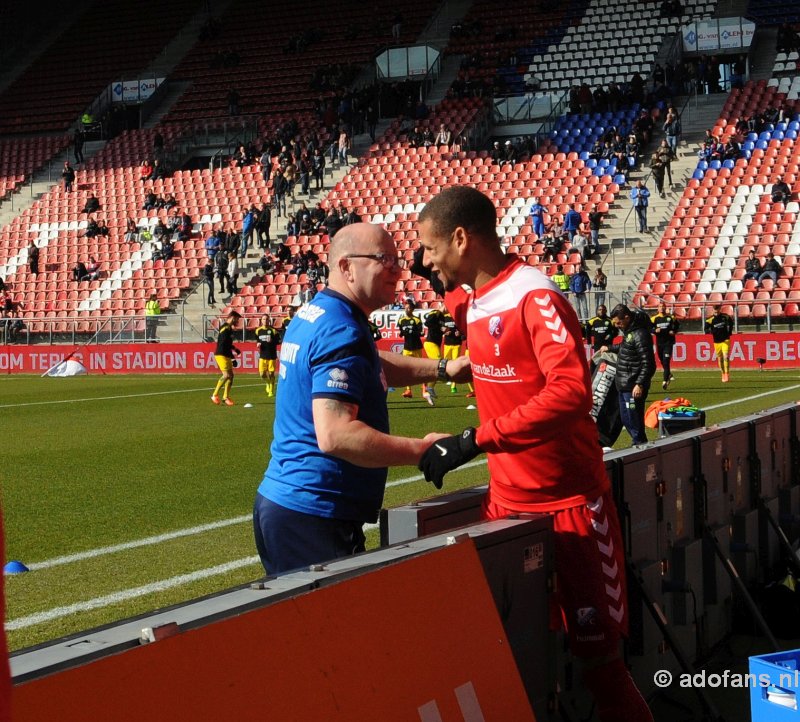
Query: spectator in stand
82 194 100 214
656 139 675 188
593 267 608 308
205 227 222 260
562 205 582 240
529 198 547 239
124 217 139 243
72 260 89 281
630 181 650 233
588 205 604 255
149 159 164 181
650 150 667 198
62 161 75 193
241 206 256 259
143 191 158 211
298 154 311 195
435 123 452 147
256 204 272 248
758 252 782 285
490 141 504 164
772 176 792 204
552 264 570 294
663 110 681 155
312 147 326 190
570 228 589 261
569 266 592 320
83 217 109 238
234 145 249 168
272 169 288 217
85 256 101 281
27 241 39 276
337 129 351 166
228 252 240 293
743 249 762 282
633 109 653 145
139 159 153 183
204 259 216 305
215 247 229 295
539 230 563 262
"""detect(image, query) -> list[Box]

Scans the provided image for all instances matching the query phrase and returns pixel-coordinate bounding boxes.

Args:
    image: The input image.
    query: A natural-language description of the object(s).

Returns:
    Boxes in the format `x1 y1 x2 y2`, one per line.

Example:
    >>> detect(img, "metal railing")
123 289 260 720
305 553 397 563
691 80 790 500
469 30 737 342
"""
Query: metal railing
0 314 207 345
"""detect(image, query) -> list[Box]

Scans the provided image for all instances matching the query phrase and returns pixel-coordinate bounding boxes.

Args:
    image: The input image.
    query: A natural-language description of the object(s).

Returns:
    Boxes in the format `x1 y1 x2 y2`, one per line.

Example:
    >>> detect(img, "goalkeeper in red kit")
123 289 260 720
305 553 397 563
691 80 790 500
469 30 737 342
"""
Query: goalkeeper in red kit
414 186 653 722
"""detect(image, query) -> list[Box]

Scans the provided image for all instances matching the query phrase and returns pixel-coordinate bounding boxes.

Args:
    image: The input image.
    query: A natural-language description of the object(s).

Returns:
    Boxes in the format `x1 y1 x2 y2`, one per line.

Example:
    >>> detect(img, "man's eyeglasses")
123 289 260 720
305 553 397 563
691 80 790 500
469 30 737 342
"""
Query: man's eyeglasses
346 253 404 270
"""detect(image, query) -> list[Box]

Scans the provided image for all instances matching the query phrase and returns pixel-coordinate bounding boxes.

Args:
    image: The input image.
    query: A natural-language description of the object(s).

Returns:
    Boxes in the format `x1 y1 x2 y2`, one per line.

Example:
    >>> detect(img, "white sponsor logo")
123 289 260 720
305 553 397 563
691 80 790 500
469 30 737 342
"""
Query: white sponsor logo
327 367 350 390
279 342 300 364
471 362 517 378
298 305 326 323
435 444 448 457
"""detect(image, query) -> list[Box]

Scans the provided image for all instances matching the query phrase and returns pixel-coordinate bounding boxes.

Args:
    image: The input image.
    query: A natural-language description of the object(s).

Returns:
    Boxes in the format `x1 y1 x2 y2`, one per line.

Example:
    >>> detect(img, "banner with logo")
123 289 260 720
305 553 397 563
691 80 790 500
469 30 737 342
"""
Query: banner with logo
3 332 800 373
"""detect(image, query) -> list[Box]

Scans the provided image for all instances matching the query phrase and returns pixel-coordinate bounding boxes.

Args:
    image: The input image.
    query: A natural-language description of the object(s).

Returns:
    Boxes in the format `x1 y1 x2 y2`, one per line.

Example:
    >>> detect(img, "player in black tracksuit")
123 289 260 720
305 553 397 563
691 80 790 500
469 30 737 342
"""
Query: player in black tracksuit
651 302 680 390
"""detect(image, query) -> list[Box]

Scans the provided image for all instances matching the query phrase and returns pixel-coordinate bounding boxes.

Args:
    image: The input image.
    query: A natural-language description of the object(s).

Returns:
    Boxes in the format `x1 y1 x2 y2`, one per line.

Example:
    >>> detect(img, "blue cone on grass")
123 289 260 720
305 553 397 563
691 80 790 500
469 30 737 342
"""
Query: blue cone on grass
4 560 29 574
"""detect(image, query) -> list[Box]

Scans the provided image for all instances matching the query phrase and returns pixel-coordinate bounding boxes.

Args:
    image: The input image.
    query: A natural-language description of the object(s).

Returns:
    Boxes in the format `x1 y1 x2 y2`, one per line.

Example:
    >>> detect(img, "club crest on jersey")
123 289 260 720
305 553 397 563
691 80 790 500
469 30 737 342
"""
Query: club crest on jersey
488 315 503 338
576 607 598 627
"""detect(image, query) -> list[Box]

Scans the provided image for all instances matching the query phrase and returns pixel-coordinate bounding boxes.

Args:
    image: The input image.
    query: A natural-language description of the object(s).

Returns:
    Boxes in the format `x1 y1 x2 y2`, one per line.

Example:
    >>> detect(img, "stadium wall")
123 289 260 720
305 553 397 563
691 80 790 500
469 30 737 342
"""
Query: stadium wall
4 332 800 373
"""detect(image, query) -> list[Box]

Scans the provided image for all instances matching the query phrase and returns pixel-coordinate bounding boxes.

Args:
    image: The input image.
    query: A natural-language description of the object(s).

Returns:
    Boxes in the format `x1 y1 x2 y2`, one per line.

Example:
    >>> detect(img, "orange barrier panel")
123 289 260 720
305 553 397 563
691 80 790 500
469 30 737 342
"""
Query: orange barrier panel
14 540 536 721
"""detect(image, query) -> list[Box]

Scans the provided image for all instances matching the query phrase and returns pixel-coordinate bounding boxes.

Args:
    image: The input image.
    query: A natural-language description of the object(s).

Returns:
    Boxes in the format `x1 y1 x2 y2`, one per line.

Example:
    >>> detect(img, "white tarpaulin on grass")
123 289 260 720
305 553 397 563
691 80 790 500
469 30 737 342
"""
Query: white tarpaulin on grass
46 359 87 377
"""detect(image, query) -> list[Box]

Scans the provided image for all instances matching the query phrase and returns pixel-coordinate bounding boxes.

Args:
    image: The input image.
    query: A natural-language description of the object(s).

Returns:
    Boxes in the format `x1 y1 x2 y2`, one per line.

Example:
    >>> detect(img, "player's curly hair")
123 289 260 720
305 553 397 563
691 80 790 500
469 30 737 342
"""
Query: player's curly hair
419 186 497 243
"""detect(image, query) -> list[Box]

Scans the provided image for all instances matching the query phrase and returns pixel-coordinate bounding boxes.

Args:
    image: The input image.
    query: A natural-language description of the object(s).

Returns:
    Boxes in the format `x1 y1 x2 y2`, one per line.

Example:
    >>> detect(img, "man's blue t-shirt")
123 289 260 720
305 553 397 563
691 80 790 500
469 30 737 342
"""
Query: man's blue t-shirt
258 289 389 523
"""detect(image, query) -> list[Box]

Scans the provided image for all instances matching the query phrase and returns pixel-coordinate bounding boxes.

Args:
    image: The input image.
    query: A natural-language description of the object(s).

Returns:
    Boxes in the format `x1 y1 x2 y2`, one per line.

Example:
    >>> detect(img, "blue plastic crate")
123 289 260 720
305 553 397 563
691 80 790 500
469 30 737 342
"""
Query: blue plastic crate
750 650 800 720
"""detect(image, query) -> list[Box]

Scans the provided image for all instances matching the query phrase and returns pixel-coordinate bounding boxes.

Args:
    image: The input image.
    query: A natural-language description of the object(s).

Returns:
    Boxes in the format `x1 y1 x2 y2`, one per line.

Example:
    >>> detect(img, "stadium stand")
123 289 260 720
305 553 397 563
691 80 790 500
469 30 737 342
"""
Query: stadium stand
0 126 290 331
0 0 198 134
160 0 433 126
0 136 69 199
523 0 714 93
634 79 800 320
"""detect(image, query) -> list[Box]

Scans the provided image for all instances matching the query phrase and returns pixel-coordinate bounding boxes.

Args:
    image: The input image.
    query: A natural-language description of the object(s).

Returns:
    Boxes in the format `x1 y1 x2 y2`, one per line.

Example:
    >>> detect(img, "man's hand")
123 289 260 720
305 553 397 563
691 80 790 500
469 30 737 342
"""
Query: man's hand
632 383 643 399
444 356 472 384
418 427 481 489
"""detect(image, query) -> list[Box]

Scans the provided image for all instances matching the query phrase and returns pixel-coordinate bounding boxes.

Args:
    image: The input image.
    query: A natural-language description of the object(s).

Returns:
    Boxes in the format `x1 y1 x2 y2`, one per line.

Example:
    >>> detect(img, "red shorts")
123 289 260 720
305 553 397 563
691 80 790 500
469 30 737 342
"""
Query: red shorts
482 489 628 658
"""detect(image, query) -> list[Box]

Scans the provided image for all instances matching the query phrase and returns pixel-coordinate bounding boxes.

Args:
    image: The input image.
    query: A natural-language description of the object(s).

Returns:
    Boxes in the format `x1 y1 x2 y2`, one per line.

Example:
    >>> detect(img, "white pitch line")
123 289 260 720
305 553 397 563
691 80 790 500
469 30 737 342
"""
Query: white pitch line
5 557 261 631
17 458 488 571
703 383 800 411
0 383 265 409
25 516 251 571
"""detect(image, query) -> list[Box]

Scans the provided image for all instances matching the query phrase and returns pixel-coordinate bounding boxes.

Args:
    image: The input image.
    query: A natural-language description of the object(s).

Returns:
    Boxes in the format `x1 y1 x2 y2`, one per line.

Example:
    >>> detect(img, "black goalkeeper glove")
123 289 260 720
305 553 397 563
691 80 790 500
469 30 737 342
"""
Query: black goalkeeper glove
419 427 481 489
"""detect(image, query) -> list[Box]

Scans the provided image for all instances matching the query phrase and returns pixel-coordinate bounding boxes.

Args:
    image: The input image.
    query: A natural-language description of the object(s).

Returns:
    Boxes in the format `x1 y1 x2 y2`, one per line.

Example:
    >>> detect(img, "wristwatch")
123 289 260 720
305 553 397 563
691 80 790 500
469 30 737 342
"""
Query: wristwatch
436 358 449 381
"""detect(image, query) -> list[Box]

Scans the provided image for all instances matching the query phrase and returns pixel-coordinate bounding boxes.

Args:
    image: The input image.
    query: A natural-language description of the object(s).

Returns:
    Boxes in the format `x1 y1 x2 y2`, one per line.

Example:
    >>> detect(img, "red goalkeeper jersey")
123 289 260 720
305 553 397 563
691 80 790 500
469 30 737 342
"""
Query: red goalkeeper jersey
446 256 609 511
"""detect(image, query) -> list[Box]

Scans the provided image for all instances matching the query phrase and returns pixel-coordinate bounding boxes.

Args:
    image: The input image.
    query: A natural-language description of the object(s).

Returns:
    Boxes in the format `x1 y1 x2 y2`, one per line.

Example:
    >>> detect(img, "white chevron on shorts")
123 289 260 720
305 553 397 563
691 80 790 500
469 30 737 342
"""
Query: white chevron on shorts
601 559 618 579
596 538 614 558
591 515 609 536
605 581 622 602
587 496 604 513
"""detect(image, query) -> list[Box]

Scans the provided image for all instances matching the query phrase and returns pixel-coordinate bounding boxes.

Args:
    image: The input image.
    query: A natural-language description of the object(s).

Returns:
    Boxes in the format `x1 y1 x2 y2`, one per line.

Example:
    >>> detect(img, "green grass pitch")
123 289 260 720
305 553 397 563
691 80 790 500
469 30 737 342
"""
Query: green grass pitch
1 368 799 651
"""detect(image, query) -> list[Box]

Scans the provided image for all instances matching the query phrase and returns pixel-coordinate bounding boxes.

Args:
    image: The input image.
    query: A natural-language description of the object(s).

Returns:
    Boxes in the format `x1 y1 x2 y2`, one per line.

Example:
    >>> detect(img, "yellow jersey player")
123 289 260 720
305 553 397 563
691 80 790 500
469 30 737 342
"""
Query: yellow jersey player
441 309 464 393
423 305 445 402
212 311 242 406
255 314 280 397
704 304 734 383
281 305 297 335
397 298 431 403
